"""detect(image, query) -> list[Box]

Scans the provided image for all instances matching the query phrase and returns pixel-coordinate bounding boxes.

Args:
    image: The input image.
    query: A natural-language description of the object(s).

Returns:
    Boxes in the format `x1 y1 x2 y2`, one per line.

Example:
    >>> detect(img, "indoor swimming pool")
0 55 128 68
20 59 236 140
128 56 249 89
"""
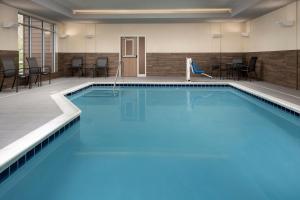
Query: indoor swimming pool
0 85 300 200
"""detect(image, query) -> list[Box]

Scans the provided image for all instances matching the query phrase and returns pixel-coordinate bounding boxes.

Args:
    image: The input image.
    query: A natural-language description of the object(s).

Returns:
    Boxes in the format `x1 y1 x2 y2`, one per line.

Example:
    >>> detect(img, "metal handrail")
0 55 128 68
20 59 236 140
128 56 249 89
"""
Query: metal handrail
113 60 122 93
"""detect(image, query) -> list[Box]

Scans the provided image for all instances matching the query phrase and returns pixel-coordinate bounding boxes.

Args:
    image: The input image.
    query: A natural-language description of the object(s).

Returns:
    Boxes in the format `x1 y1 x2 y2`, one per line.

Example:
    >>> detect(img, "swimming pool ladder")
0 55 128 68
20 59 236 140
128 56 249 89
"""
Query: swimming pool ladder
112 60 122 94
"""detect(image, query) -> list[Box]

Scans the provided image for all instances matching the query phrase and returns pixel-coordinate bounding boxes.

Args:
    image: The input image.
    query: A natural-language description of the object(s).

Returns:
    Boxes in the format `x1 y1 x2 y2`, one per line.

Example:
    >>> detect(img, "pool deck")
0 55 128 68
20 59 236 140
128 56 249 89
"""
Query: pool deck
0 77 300 149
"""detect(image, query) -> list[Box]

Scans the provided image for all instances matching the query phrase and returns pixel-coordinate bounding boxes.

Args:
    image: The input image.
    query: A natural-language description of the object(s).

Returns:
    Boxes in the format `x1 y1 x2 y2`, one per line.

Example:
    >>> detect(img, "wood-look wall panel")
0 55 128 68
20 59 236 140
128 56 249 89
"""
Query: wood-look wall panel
298 50 300 90
146 53 245 77
0 50 61 89
5 51 295 90
58 53 119 77
247 50 298 89
0 50 19 89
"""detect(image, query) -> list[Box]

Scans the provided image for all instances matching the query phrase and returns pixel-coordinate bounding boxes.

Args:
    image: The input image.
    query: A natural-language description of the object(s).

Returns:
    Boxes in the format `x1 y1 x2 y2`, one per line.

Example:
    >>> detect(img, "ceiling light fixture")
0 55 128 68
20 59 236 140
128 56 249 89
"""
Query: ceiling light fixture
73 8 232 15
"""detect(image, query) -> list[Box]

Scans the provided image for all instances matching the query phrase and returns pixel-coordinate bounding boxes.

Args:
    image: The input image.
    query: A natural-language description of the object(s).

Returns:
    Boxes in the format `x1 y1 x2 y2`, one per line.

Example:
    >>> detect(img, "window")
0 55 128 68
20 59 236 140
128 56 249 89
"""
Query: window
124 38 137 57
18 14 56 73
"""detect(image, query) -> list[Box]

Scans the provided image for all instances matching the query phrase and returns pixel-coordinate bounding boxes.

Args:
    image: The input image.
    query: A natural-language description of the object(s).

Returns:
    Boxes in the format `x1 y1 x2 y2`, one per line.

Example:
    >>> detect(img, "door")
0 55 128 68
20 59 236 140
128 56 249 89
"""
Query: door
121 37 137 77
121 36 146 77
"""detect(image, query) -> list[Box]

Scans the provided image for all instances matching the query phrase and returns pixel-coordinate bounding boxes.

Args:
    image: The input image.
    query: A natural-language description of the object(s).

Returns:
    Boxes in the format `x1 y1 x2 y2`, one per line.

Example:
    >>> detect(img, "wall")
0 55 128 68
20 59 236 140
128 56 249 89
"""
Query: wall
58 22 245 76
58 23 244 53
0 3 62 89
244 2 299 89
0 4 18 89
59 2 300 87
244 3 297 52
1 2 300 89
0 4 18 51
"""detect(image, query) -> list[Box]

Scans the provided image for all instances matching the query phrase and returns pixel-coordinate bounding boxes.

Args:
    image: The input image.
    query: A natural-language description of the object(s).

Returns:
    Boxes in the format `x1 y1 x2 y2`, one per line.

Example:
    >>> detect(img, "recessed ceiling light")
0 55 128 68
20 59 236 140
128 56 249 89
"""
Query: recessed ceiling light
73 8 232 15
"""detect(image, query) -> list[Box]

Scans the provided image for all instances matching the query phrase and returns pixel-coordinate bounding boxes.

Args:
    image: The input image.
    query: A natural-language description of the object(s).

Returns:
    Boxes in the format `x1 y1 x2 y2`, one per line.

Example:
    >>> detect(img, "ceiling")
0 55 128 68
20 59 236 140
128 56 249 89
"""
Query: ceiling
0 0 296 23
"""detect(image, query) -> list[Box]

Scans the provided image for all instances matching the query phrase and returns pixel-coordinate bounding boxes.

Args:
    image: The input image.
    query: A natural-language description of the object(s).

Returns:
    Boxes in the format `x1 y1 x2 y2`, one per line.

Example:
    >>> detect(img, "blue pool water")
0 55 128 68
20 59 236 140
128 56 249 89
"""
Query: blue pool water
1 86 300 200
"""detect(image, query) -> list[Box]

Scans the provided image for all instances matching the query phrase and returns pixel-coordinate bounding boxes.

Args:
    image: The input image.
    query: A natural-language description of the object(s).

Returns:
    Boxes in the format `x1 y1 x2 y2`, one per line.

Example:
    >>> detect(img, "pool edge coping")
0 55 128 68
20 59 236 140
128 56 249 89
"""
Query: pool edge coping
0 82 92 176
0 81 299 182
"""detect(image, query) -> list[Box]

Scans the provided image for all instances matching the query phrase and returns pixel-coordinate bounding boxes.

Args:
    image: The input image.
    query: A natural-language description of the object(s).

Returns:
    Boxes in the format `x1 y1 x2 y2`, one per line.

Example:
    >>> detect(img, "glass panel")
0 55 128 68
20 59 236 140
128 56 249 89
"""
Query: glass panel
31 28 43 67
44 31 54 71
18 24 24 72
43 22 53 31
138 37 145 75
17 14 23 24
23 25 30 70
18 14 30 25
17 13 56 73
31 17 42 29
125 39 134 56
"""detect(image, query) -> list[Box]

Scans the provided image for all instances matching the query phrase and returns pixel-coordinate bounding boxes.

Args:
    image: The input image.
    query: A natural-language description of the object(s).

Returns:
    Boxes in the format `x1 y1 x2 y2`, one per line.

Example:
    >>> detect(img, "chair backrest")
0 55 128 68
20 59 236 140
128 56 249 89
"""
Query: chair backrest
71 57 83 68
248 57 258 72
1 57 16 77
232 58 243 64
210 56 220 64
96 57 108 68
26 57 41 74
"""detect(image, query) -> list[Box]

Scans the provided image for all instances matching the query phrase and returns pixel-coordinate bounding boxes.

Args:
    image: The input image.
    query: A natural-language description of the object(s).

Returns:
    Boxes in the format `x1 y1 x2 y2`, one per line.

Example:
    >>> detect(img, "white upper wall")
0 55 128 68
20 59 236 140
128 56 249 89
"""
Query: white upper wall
244 2 297 52
0 3 18 51
1 1 300 53
58 22 245 53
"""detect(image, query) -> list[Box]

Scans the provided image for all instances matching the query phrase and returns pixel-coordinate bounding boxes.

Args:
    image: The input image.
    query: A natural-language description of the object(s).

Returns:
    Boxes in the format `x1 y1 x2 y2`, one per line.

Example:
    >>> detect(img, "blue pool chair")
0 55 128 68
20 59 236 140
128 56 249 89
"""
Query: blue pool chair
191 61 212 78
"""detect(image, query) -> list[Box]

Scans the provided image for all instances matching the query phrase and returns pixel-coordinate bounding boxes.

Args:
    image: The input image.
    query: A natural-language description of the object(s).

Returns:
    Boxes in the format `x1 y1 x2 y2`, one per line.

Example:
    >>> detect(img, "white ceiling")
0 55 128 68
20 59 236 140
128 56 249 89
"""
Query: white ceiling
0 0 296 23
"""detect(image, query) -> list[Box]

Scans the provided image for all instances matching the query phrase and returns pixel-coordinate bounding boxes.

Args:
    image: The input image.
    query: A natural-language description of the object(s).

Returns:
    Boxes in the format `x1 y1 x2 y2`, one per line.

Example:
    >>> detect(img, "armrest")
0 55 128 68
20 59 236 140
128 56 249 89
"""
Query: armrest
1 69 17 72
43 66 51 73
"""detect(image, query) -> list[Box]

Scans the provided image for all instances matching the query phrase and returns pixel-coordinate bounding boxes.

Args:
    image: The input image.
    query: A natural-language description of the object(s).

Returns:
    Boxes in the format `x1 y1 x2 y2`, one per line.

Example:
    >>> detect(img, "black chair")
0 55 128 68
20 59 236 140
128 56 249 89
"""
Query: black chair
26 57 51 88
238 57 258 80
0 57 28 92
226 58 243 79
69 57 84 76
94 57 108 77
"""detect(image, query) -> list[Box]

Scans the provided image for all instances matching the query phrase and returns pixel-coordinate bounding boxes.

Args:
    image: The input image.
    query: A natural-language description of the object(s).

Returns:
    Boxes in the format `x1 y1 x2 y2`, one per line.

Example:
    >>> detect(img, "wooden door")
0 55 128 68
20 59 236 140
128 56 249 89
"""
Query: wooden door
121 37 137 77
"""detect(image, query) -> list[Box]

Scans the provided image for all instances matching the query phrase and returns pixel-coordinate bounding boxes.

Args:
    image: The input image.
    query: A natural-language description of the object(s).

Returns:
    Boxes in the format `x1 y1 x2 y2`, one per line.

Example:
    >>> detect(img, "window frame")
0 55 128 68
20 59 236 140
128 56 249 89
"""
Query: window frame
18 13 56 72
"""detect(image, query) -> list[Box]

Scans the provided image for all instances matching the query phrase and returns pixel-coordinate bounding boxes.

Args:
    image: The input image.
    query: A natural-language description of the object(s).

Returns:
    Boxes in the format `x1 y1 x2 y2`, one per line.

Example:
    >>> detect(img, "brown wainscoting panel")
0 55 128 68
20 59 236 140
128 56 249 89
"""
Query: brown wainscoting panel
298 50 300 90
247 50 298 89
58 53 119 77
146 53 245 77
0 50 62 90
0 50 19 89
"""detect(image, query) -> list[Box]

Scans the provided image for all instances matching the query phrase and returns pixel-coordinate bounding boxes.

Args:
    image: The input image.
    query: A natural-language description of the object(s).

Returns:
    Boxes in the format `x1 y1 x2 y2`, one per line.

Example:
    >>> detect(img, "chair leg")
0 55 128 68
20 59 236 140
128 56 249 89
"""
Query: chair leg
35 75 38 85
29 76 31 89
49 73 51 84
12 76 16 89
0 77 5 91
16 76 19 93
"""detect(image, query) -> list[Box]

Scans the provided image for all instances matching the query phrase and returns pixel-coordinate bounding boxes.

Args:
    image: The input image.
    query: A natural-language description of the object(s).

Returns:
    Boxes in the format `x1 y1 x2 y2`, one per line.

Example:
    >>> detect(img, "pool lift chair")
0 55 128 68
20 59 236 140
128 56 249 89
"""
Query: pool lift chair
186 58 213 81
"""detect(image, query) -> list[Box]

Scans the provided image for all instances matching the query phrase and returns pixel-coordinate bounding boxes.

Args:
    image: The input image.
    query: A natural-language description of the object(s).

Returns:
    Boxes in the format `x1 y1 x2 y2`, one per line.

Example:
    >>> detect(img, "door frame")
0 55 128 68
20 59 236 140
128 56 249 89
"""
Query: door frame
119 35 147 77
